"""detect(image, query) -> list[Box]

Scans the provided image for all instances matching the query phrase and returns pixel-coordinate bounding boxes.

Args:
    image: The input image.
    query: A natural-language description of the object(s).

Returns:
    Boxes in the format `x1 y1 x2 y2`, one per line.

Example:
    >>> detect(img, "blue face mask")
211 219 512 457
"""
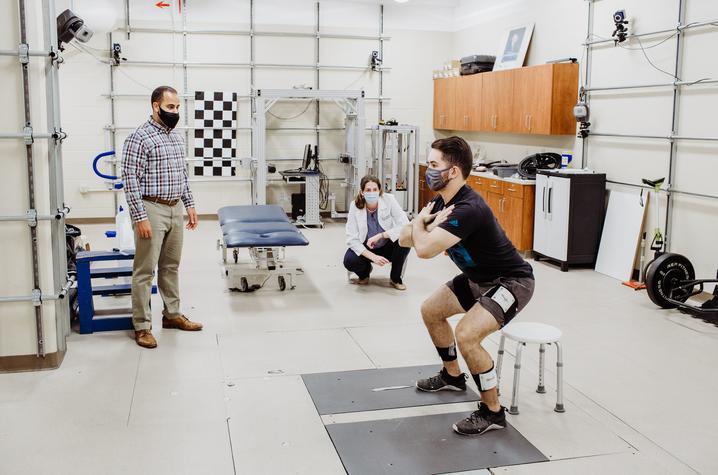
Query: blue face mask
425 166 453 191
364 191 380 205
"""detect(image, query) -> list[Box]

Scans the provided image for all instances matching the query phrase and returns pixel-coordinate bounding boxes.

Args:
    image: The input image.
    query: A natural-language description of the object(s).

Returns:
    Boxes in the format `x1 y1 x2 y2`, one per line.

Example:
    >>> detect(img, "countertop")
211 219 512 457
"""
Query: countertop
470 171 536 186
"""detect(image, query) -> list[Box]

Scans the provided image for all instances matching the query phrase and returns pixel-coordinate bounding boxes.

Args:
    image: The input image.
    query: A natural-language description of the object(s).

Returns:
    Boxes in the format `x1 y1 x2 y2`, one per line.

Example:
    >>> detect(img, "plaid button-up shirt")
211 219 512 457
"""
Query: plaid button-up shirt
121 117 195 222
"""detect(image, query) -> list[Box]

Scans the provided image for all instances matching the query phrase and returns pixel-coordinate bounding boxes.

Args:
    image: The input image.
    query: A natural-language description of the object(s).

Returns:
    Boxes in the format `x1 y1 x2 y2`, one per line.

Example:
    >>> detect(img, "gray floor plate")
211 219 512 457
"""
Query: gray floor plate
302 365 480 415
326 412 549 474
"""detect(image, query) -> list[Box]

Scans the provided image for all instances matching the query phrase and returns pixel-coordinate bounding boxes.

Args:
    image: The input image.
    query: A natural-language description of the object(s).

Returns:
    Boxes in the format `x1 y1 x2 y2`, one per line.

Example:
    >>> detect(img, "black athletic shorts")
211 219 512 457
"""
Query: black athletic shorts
446 274 535 327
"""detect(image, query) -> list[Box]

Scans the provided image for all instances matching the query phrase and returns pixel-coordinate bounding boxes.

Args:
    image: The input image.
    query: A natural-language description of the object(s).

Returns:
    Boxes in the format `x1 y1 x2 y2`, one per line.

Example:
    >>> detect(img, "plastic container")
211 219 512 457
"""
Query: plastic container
115 206 135 253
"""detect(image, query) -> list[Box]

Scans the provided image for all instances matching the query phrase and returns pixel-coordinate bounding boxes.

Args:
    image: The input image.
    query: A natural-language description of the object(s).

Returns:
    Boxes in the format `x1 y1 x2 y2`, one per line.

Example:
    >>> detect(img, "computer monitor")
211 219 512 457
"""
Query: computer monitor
302 144 312 171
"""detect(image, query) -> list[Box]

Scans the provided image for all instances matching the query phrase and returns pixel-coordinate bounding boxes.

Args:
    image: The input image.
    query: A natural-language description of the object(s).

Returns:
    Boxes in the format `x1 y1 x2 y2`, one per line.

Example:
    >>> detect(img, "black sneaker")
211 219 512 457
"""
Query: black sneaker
415 367 467 392
453 403 507 436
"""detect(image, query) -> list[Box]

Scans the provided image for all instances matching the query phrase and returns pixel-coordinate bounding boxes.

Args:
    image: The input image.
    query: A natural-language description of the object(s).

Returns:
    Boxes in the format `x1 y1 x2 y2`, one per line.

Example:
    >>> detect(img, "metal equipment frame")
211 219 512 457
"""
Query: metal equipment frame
218 241 303 292
371 124 420 215
251 89 367 216
0 0 72 359
99 0 390 215
580 0 718 251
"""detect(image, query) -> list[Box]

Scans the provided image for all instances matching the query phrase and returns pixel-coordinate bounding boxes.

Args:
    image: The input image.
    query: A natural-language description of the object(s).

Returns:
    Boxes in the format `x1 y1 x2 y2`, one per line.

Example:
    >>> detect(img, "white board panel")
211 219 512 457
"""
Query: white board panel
595 190 648 281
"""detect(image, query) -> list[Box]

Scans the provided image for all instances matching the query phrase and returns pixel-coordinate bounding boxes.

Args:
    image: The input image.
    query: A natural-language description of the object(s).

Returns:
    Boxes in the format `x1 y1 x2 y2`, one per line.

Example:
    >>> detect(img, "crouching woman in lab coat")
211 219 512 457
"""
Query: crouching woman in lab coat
344 175 410 290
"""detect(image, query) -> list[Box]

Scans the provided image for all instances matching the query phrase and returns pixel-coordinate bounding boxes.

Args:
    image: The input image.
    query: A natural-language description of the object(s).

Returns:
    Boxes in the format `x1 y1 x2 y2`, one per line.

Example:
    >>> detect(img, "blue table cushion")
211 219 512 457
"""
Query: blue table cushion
218 205 290 225
223 230 309 248
218 204 309 248
221 220 298 237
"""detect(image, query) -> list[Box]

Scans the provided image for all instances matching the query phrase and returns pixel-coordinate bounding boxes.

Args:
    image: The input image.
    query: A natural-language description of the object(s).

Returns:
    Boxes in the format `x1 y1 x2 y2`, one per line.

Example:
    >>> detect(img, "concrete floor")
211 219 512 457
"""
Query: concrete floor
1 220 716 475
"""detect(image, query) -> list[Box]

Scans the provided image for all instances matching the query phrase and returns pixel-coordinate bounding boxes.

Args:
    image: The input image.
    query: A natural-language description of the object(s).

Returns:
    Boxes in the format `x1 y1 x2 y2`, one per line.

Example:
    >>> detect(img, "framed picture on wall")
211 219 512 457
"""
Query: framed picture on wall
493 23 534 70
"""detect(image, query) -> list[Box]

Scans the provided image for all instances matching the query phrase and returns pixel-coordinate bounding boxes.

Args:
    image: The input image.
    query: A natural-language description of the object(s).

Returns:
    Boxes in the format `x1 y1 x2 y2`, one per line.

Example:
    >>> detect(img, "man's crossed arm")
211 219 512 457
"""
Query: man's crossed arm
399 203 460 258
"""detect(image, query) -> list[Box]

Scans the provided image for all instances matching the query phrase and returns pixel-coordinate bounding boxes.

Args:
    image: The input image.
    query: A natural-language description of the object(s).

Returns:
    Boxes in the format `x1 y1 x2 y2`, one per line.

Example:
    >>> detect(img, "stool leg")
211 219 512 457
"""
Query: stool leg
554 341 565 413
509 341 524 415
537 343 546 394
496 335 506 396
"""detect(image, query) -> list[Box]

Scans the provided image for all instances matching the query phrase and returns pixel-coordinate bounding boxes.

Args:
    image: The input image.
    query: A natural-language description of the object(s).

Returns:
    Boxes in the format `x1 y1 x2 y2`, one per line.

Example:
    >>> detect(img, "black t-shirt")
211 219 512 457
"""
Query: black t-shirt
434 184 533 282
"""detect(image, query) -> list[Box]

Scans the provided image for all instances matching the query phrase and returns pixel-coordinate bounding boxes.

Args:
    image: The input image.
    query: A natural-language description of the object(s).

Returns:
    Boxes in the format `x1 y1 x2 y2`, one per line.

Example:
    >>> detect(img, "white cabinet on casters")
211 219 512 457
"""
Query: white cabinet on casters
533 170 606 271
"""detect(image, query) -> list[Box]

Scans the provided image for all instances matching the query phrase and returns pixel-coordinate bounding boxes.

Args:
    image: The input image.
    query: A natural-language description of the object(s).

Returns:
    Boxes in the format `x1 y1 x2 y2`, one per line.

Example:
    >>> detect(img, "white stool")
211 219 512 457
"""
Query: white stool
496 322 565 415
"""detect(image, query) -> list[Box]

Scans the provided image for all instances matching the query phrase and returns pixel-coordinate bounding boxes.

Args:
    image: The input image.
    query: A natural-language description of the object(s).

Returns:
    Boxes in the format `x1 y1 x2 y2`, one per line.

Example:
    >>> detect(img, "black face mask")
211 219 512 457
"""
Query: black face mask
158 107 180 130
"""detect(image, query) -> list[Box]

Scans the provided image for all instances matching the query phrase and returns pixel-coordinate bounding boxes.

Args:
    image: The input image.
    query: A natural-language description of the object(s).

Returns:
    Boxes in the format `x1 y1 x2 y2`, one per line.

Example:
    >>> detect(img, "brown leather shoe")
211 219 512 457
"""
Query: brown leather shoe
390 281 407 291
350 277 370 285
162 315 203 331
135 330 157 348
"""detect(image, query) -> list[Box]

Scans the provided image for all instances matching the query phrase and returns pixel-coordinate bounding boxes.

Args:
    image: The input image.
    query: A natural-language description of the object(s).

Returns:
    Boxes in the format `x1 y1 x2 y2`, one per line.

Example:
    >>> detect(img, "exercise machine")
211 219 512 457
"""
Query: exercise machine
645 253 718 324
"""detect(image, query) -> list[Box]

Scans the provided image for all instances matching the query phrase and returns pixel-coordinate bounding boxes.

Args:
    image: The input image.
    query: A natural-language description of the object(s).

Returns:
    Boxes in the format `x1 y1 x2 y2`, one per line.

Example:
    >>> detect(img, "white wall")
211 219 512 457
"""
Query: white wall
583 0 718 280
0 2 60 358
450 0 718 280
58 0 453 220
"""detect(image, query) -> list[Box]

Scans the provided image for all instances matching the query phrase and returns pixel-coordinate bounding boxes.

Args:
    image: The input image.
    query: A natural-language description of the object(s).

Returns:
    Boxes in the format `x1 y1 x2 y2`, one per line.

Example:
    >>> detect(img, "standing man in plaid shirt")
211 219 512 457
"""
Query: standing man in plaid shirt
122 86 203 349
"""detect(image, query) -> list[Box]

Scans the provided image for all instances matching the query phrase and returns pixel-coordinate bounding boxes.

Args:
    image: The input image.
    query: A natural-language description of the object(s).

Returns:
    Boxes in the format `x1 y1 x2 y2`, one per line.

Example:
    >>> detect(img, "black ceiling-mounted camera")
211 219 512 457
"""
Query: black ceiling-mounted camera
371 50 382 71
111 43 127 66
57 9 93 51
612 9 629 44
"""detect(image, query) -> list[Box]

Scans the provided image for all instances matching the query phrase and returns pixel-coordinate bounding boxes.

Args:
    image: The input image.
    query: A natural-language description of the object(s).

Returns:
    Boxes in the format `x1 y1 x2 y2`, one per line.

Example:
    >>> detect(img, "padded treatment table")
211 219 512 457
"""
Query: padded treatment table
218 205 309 291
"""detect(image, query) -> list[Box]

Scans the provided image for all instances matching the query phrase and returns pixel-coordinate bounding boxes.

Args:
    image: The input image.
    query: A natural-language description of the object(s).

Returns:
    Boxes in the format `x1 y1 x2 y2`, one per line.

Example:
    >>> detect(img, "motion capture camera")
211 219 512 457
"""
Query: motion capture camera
573 101 589 122
371 50 382 71
111 43 126 66
57 9 94 51
611 9 629 44
574 89 591 138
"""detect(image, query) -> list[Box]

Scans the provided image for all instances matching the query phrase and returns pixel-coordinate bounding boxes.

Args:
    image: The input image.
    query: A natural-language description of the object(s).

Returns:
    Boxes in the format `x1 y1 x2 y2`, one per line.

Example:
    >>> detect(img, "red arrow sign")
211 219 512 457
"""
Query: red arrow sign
156 1 170 8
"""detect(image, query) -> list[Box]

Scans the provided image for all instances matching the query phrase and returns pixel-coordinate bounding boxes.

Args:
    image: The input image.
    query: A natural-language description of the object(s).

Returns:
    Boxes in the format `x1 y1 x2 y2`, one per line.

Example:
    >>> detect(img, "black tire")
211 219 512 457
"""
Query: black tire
645 253 695 309
278 275 286 291
240 277 249 292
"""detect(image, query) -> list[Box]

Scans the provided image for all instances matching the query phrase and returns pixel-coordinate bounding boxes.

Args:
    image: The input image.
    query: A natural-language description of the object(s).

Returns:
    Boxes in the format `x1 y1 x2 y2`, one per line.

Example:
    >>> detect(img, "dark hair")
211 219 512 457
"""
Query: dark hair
354 175 383 210
151 86 178 106
430 136 473 179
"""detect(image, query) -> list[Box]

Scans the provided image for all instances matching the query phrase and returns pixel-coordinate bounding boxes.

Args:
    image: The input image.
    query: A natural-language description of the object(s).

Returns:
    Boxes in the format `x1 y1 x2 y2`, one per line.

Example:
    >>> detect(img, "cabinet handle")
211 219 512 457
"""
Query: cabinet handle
528 114 532 131
548 186 553 215
525 114 529 130
542 186 546 213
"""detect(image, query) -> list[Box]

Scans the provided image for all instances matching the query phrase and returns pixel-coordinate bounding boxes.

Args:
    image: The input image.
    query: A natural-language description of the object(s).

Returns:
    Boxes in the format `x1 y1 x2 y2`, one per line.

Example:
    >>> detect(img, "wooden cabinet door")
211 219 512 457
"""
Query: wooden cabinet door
512 65 553 135
472 176 488 200
456 75 482 131
433 78 457 130
487 191 504 228
433 79 445 129
485 177 502 197
503 195 525 248
445 78 458 130
551 63 580 135
481 70 514 132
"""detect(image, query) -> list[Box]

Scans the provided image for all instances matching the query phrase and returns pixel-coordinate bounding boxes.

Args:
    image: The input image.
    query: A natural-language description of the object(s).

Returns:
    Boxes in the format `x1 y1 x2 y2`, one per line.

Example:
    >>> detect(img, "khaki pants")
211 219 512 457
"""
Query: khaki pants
131 200 184 330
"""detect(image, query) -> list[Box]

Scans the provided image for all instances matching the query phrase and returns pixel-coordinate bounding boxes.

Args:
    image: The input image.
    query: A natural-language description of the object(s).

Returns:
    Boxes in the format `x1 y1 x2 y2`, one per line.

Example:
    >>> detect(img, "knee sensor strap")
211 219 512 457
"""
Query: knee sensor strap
436 343 457 362
472 365 497 392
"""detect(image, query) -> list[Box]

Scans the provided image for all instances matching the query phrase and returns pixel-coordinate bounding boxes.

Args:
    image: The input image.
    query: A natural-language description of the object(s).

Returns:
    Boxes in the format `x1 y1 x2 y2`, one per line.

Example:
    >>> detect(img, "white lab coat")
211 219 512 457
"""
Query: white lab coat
346 193 409 256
